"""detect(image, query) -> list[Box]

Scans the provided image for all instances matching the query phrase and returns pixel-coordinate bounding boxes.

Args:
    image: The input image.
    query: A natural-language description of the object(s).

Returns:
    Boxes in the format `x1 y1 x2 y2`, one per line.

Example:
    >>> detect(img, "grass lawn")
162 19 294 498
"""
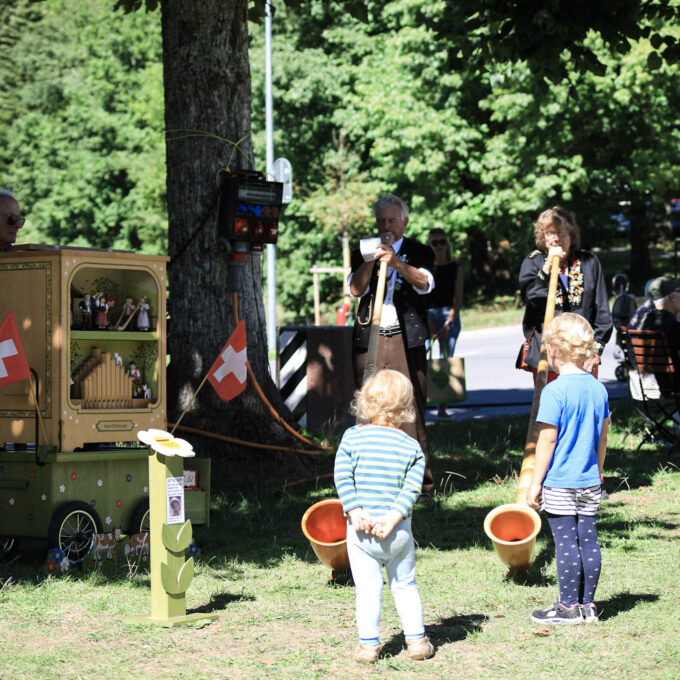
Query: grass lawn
1 403 679 680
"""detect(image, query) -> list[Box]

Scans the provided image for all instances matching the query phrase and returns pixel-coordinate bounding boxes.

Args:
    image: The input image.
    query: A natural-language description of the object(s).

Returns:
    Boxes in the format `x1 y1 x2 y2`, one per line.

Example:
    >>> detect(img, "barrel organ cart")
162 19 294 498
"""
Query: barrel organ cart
0 245 210 562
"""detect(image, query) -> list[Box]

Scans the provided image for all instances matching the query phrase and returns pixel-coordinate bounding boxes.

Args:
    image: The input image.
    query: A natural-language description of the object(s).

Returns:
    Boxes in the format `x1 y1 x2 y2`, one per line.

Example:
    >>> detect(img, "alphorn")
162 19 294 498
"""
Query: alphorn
300 234 395 578
363 232 394 382
484 255 560 572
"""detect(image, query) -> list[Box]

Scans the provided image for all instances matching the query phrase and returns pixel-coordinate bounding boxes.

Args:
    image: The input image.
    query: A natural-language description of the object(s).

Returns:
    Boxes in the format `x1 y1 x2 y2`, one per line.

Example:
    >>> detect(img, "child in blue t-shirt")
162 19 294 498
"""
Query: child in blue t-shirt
527 313 610 625
334 369 433 665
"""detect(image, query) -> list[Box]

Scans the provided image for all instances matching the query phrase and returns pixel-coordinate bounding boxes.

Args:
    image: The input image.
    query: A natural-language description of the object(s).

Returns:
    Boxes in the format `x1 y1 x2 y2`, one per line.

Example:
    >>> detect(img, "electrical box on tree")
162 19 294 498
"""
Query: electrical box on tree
217 172 284 253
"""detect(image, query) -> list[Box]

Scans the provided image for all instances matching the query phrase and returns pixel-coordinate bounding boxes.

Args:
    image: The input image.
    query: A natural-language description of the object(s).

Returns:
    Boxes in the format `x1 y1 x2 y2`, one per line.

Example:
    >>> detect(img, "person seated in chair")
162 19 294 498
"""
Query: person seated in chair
629 276 680 396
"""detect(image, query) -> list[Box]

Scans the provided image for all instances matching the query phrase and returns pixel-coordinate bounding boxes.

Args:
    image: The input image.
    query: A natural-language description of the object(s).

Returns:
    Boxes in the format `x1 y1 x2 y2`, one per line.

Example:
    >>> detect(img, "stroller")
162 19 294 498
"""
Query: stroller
611 273 638 381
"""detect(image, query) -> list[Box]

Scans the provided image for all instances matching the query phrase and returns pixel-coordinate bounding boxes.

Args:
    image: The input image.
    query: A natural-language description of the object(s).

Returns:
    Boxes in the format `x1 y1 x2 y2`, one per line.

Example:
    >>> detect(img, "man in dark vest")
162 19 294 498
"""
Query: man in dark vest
349 194 435 500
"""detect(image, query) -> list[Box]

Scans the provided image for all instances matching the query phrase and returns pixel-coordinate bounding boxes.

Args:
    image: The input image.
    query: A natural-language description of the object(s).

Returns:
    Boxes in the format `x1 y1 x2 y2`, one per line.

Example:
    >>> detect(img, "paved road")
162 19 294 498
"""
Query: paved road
429 324 628 422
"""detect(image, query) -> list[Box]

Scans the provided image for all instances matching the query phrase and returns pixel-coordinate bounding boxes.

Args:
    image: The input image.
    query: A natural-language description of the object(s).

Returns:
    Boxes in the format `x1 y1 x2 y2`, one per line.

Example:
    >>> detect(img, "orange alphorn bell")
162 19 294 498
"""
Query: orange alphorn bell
484 255 560 572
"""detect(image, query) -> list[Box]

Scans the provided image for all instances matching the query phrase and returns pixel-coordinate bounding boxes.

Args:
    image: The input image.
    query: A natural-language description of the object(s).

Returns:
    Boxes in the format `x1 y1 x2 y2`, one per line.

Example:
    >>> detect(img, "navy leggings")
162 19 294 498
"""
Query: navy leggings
546 513 601 606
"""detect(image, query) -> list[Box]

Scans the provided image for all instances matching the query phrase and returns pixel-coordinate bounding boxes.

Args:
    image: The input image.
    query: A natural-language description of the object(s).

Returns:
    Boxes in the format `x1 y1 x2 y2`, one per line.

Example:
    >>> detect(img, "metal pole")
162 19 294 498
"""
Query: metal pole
265 0 276 354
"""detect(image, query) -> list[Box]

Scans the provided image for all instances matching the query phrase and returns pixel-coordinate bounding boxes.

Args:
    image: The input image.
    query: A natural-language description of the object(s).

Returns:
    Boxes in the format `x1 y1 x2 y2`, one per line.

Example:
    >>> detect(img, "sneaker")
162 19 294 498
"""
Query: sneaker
355 643 381 664
530 602 583 625
406 635 434 660
437 405 449 419
581 603 599 622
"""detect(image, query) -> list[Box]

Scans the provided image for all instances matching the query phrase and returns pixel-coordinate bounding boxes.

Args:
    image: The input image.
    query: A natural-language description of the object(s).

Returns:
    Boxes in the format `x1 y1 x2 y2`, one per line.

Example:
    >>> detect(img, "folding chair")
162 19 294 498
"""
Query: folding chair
623 328 679 448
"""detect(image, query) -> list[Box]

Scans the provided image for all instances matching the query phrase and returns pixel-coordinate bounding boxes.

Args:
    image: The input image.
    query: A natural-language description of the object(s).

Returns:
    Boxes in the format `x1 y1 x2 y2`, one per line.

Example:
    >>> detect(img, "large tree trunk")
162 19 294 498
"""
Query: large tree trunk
161 0 290 450
628 202 654 287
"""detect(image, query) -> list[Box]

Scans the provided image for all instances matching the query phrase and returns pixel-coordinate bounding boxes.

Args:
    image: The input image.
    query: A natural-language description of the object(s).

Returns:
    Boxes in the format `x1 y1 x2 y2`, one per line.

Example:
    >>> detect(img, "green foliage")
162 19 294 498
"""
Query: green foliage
440 0 680 84
249 0 680 317
3 0 680 318
0 0 166 253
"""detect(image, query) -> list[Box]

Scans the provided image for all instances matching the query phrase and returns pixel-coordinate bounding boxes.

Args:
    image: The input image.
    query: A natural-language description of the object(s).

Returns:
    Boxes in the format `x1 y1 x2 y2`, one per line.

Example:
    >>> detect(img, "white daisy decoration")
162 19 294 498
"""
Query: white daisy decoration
97 479 103 487
9 498 14 505
143 486 148 493
41 494 47 501
59 485 66 493
105 515 112 526
137 428 195 458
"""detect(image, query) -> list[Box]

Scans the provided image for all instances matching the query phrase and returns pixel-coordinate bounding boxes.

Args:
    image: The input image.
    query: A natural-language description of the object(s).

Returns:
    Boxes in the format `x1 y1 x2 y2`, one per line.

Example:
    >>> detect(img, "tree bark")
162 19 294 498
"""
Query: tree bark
161 0 291 449
628 201 654 287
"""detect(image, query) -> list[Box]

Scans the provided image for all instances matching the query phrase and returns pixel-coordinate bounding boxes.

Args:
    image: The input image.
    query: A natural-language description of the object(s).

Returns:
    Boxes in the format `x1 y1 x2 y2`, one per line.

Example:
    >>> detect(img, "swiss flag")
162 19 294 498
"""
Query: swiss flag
207 320 247 401
0 310 31 387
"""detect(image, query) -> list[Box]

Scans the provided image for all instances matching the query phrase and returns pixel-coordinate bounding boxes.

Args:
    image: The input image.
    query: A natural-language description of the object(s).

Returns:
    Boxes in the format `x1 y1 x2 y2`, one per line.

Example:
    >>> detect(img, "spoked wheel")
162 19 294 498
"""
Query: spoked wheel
0 536 19 559
47 502 102 564
128 499 150 535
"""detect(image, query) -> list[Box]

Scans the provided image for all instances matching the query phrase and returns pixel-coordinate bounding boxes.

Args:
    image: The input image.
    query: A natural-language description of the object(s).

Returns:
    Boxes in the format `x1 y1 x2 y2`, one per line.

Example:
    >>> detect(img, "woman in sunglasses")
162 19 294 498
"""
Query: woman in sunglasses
425 228 464 416
0 190 25 252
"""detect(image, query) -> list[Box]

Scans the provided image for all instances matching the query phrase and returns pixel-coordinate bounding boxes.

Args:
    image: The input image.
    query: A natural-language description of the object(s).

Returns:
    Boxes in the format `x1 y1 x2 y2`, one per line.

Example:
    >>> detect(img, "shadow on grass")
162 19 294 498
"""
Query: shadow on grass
598 592 659 621
188 591 255 615
381 614 488 658
2 405 677 581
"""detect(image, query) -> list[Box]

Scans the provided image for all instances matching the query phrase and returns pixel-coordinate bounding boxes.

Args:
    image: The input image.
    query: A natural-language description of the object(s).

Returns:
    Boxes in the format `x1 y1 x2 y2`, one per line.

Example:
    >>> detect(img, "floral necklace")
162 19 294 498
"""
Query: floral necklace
554 256 584 308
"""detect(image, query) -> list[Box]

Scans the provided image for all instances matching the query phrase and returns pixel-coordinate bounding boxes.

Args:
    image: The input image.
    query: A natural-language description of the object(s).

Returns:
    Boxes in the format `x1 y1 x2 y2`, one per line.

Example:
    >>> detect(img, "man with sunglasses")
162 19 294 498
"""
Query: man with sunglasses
0 190 25 252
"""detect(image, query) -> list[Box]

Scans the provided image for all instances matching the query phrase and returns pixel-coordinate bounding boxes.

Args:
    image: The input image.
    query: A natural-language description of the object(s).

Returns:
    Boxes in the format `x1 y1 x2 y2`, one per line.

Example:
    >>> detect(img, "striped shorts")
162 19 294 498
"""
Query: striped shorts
540 485 602 516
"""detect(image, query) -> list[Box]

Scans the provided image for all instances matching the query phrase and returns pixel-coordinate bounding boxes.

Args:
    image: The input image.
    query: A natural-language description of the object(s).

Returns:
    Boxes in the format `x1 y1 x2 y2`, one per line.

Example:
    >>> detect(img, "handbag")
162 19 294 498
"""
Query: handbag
515 327 536 372
426 346 466 405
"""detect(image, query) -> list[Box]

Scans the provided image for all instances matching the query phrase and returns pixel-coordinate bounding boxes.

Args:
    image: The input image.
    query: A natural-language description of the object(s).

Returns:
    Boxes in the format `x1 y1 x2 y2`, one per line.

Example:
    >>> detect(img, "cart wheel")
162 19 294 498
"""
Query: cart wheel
128 499 150 535
615 364 629 382
0 536 19 559
47 501 102 564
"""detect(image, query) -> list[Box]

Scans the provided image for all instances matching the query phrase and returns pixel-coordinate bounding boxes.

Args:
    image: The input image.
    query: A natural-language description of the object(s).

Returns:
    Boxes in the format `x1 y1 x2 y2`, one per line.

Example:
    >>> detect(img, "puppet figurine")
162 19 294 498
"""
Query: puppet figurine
78 293 93 330
105 294 118 324
127 361 142 398
93 292 109 330
116 296 136 330
136 296 151 331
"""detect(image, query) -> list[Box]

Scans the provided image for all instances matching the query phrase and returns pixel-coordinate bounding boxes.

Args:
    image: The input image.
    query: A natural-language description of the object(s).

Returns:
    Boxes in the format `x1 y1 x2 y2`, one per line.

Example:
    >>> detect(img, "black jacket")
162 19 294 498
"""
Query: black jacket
518 249 613 368
351 237 434 349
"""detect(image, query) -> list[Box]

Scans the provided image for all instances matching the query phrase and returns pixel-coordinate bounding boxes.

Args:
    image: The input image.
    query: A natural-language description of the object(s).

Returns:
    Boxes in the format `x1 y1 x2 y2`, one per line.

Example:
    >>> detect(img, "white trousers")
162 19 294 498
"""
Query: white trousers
346 518 425 641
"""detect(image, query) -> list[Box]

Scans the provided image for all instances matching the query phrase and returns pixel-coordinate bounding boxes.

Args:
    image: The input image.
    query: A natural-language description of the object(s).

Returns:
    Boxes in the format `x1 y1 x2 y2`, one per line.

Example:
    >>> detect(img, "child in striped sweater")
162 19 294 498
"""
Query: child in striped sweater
334 369 434 665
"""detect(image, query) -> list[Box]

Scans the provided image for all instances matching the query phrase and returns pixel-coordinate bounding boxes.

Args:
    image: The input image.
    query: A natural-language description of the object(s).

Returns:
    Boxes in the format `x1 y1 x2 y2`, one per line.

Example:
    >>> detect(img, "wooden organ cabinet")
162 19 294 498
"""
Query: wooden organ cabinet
0 245 169 452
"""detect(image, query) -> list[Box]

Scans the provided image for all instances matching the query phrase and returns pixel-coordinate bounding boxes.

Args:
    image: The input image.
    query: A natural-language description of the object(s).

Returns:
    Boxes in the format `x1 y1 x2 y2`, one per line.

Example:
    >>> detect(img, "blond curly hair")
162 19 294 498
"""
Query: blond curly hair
351 369 416 426
543 313 598 369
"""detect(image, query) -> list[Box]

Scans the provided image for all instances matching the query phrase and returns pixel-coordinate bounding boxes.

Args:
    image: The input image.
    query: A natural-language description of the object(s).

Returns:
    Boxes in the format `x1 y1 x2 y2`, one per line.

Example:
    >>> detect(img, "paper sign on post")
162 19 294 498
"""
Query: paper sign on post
166 476 185 525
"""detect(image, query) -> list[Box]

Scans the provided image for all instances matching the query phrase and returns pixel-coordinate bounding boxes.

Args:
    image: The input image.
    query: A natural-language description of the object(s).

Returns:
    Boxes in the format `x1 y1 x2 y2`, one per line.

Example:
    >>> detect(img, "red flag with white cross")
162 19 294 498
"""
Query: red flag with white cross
207 320 247 401
0 310 31 387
